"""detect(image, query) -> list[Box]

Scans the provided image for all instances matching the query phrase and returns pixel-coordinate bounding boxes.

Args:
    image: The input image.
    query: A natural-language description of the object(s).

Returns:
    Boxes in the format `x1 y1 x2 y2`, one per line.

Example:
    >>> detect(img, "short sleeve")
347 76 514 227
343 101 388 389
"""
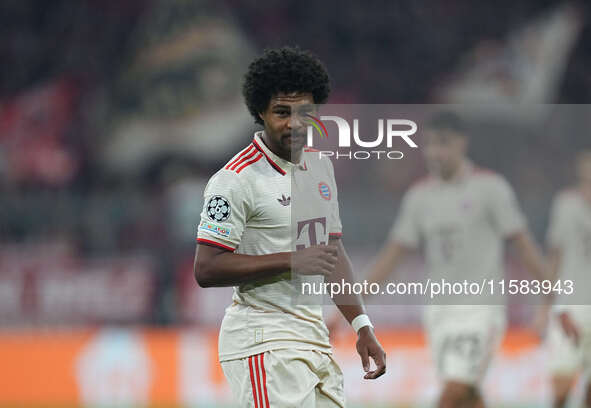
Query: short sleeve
196 171 251 251
488 175 526 238
389 188 421 249
327 159 343 238
546 194 570 250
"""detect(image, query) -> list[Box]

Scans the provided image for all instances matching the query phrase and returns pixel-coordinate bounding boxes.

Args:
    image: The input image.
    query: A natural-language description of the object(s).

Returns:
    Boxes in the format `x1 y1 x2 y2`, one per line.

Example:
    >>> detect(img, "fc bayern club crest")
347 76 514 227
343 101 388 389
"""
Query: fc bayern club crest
206 195 231 222
318 182 331 200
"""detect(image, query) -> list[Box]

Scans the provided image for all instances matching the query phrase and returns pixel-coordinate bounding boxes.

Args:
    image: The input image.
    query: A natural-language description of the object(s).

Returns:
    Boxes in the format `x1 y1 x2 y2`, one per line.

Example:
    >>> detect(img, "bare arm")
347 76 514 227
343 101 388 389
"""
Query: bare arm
194 243 337 287
327 237 386 379
326 240 411 333
365 240 412 287
194 244 289 287
508 230 548 281
326 237 365 322
547 246 562 283
546 246 580 343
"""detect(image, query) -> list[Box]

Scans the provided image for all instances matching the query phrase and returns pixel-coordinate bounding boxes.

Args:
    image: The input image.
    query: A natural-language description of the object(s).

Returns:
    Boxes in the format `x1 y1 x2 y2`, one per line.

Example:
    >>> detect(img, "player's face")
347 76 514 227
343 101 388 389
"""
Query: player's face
423 129 467 179
258 92 315 160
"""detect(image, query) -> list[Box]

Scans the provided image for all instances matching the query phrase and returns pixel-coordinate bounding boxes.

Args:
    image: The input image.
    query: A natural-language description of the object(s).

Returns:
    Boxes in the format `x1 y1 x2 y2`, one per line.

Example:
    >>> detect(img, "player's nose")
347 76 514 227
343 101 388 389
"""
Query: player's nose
288 114 304 130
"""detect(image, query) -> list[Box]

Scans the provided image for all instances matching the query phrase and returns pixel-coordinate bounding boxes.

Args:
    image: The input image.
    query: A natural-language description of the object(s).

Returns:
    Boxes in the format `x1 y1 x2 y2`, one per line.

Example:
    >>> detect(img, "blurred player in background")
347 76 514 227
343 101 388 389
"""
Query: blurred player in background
546 150 591 408
194 47 386 408
360 112 547 408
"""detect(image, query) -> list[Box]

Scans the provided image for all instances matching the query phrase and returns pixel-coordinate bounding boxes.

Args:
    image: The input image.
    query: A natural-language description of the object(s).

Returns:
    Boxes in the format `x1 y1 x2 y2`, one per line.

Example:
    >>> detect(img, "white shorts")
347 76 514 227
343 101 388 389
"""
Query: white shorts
547 312 591 377
221 349 345 408
425 306 506 385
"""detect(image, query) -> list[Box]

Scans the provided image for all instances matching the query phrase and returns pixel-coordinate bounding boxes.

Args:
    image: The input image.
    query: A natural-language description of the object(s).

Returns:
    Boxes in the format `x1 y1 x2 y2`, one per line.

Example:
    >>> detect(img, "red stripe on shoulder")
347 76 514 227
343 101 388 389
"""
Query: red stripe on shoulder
236 153 263 173
225 144 254 170
304 147 320 152
559 188 579 200
472 166 497 177
561 188 577 195
231 149 258 170
196 238 235 252
252 139 286 175
409 175 434 189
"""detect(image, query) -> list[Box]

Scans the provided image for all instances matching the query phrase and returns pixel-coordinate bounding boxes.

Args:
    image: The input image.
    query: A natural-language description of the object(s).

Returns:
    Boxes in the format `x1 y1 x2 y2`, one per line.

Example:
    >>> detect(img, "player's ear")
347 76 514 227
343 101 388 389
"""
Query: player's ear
258 112 265 122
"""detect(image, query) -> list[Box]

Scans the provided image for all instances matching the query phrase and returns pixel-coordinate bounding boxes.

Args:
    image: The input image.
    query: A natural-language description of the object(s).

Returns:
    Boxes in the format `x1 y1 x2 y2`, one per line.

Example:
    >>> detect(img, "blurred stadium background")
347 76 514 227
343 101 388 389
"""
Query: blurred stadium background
1 0 590 406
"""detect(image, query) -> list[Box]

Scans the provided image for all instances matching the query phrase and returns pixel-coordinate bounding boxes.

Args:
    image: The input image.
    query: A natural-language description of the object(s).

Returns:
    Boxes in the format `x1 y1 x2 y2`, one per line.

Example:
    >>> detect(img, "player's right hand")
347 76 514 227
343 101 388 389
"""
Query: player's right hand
292 245 338 276
558 311 581 346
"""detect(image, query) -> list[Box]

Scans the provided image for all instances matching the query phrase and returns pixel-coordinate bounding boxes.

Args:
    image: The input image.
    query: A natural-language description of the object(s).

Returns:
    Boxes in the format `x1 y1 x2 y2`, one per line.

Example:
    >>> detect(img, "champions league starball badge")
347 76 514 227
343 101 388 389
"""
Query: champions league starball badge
206 195 231 222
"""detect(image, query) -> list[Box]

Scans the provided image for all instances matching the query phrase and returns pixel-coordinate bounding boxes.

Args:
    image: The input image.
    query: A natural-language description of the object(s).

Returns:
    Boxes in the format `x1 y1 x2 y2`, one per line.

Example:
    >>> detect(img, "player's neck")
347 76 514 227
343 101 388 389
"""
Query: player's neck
291 150 302 164
261 133 301 164
579 182 591 204
440 160 468 181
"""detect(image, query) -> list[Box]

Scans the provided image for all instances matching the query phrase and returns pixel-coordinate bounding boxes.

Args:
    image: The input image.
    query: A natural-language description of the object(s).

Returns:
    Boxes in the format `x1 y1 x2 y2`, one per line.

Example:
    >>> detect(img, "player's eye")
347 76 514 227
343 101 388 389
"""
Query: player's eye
273 109 290 117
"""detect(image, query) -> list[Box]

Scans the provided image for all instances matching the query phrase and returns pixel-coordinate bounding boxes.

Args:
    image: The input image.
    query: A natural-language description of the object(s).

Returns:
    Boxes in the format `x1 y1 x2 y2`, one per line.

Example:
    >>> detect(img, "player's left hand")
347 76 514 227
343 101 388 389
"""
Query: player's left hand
559 311 581 346
356 326 386 380
531 303 551 339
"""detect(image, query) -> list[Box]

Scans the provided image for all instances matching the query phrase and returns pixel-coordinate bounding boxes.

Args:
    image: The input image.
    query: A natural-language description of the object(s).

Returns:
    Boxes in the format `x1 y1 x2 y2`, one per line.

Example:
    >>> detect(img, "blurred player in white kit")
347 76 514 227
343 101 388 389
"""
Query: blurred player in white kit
359 112 548 408
546 150 591 408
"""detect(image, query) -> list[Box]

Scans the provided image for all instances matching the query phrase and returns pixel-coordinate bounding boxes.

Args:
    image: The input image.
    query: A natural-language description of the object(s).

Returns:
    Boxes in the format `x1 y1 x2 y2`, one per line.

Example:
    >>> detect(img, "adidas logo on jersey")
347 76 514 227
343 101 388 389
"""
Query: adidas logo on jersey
277 194 291 206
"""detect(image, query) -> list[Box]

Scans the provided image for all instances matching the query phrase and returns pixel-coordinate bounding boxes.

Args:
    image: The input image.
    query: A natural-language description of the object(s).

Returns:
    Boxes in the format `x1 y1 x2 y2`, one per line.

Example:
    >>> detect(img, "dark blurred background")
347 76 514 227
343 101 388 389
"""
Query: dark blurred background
2 1 591 406
0 0 589 326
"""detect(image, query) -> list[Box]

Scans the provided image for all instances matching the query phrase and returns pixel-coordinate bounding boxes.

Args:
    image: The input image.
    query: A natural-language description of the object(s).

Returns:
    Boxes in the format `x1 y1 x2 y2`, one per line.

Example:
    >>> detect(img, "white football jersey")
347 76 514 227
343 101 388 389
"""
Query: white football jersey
390 161 526 308
197 131 342 361
547 189 591 323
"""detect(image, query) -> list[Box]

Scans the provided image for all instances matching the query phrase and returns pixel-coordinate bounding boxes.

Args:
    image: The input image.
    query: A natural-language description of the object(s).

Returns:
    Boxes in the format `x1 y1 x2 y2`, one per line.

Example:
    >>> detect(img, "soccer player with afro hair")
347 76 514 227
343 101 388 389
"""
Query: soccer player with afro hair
195 46 386 407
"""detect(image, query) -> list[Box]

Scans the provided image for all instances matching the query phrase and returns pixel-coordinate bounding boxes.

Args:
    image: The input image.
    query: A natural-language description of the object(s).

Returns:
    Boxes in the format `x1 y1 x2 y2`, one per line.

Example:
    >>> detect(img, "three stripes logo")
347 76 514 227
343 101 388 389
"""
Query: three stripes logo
225 140 287 176
248 353 270 408
224 143 262 174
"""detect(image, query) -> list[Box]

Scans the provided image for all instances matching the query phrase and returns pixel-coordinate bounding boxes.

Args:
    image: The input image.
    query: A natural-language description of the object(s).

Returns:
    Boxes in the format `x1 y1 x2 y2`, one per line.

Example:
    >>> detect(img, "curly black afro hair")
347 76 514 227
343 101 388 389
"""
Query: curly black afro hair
242 46 330 125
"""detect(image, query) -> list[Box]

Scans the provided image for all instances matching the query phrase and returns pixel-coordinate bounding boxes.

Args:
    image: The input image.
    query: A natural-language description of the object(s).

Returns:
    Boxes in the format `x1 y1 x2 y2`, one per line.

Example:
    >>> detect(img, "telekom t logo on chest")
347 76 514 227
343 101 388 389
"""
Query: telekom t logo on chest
304 114 418 160
296 217 327 250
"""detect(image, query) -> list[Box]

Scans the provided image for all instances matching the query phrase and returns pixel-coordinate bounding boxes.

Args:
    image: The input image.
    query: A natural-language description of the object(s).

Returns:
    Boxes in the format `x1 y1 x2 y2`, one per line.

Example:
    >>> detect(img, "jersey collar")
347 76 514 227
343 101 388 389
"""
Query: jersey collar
433 159 474 184
459 160 474 180
252 131 296 176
